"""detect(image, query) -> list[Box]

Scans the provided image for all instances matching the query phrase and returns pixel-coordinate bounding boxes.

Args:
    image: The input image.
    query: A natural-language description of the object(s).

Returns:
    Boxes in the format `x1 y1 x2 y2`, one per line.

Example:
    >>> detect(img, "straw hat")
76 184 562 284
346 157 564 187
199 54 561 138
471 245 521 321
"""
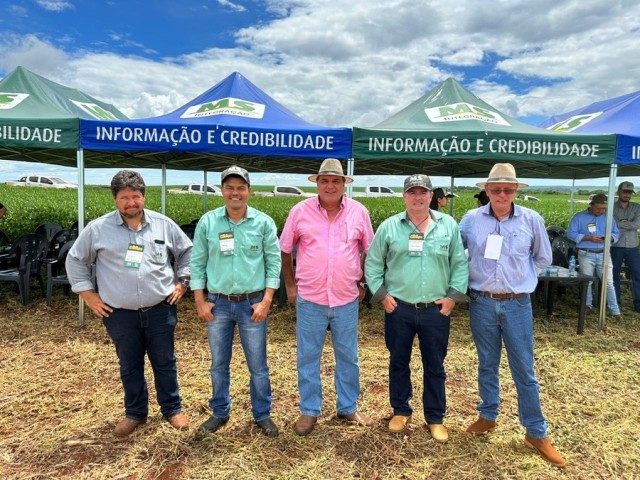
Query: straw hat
308 159 353 184
476 163 528 188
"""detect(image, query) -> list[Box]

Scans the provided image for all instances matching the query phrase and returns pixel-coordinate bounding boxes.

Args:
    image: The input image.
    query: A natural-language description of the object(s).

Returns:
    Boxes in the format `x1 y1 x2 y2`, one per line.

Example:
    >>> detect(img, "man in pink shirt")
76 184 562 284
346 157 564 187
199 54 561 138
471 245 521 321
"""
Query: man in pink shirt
280 158 375 436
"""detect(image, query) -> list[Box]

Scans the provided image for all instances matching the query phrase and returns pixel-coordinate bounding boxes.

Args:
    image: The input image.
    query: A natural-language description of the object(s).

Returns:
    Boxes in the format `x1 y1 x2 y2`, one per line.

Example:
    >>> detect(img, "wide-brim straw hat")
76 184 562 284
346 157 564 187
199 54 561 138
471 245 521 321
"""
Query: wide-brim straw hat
308 158 353 184
476 163 528 188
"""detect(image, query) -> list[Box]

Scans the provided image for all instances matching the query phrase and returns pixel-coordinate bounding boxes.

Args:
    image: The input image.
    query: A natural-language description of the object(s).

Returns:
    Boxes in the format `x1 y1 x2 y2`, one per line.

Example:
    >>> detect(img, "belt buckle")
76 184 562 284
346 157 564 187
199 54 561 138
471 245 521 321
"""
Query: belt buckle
140 305 153 312
229 294 242 301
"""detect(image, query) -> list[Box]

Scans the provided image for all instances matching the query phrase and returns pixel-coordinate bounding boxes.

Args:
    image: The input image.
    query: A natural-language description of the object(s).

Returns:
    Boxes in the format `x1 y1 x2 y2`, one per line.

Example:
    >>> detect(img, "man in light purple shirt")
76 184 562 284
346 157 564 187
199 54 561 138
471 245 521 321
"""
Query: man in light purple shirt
459 163 565 468
280 158 375 436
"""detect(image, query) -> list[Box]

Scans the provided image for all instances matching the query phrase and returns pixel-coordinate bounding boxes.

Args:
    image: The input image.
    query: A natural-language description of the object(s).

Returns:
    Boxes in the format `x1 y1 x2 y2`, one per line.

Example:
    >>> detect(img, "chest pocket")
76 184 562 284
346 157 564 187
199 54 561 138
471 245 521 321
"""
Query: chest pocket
244 232 264 256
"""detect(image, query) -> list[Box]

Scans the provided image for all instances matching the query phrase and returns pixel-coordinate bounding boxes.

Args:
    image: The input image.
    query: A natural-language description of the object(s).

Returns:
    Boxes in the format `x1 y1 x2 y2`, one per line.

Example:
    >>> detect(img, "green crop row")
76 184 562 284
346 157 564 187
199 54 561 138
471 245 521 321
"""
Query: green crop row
0 184 583 241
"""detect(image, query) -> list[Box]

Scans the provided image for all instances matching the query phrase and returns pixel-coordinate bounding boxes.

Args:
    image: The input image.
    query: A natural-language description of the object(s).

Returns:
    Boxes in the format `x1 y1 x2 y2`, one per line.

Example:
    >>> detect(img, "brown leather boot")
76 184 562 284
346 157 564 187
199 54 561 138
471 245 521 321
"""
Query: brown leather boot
167 412 189 430
466 417 497 436
524 435 567 468
114 417 146 436
293 415 317 436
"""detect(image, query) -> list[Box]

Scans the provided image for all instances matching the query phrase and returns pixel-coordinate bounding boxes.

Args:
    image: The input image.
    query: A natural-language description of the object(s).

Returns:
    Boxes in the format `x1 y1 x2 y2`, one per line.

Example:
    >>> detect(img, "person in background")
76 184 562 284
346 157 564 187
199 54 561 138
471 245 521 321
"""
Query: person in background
66 170 191 436
429 187 455 212
611 181 640 312
0 202 6 218
567 193 621 320
474 190 489 207
460 163 565 468
366 174 468 443
191 165 281 438
280 158 375 436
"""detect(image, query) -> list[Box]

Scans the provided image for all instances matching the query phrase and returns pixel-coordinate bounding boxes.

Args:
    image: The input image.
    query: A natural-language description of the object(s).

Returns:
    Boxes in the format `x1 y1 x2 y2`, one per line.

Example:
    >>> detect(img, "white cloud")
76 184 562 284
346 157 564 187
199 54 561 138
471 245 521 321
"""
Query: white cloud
217 0 246 13
36 0 74 12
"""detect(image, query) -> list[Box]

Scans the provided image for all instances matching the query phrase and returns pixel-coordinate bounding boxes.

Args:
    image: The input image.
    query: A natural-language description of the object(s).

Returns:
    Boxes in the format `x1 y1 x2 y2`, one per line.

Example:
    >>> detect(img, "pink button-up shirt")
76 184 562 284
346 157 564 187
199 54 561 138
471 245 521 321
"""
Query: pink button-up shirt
280 196 374 307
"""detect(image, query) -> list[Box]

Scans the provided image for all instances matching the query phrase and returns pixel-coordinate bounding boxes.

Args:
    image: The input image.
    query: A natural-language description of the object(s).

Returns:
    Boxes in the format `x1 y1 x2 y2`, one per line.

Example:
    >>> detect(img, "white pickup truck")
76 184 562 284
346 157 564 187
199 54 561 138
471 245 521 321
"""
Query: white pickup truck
168 183 222 195
253 186 315 197
5 175 77 189
353 186 402 197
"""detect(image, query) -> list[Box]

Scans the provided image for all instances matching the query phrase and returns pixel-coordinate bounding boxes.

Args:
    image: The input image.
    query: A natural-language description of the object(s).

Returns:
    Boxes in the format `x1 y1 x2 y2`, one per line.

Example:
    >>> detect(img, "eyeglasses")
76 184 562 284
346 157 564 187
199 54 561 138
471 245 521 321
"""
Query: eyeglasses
488 188 517 195
621 190 634 194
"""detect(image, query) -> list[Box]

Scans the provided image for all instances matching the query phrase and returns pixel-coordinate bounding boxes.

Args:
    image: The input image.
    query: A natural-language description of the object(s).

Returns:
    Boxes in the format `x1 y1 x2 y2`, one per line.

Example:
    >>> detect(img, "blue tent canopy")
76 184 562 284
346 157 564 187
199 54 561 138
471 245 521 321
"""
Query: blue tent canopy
80 72 352 173
540 90 640 166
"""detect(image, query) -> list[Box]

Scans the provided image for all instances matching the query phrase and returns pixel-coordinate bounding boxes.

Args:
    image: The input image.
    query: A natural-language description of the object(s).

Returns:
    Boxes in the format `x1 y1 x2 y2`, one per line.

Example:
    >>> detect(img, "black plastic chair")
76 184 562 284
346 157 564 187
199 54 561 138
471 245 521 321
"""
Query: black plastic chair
35 223 63 244
546 225 566 245
45 240 75 305
180 224 196 240
47 229 77 259
551 235 577 268
0 234 48 305
0 231 13 269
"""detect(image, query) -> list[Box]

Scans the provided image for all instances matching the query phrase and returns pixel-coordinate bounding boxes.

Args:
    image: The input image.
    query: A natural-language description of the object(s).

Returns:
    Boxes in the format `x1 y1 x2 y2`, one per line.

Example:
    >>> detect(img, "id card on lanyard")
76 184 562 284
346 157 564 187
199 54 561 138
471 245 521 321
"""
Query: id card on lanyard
219 232 235 256
484 233 503 260
408 232 424 256
125 243 144 268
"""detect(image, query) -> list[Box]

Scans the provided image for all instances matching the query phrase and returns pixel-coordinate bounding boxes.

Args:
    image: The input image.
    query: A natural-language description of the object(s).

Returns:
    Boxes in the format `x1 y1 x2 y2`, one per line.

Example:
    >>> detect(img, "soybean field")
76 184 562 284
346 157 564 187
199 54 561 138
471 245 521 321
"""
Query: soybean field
0 184 587 239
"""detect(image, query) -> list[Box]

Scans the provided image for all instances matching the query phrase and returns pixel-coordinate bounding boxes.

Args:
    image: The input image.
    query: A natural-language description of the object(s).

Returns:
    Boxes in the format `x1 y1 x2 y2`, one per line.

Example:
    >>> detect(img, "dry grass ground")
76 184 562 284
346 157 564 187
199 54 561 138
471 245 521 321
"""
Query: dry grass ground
1 285 639 480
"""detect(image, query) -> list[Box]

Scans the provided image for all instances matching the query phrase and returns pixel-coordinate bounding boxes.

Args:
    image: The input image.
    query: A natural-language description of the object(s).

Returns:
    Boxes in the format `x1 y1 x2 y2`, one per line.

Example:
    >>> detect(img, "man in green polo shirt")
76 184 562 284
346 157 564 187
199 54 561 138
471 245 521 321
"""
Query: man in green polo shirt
190 165 282 438
365 173 468 443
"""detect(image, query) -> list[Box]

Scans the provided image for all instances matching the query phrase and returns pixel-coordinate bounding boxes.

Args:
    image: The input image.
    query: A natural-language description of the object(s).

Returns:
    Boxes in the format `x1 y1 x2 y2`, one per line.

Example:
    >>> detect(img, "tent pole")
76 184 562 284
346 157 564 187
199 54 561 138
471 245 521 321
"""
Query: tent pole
76 148 86 327
346 158 354 198
570 179 575 217
161 165 167 215
448 177 455 215
203 171 208 212
598 164 618 331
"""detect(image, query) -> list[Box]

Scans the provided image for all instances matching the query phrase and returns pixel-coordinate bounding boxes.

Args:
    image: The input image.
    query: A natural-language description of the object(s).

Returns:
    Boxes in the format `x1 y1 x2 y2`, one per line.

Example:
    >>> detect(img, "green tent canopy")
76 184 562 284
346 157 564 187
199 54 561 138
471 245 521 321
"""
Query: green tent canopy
0 66 128 167
351 78 618 179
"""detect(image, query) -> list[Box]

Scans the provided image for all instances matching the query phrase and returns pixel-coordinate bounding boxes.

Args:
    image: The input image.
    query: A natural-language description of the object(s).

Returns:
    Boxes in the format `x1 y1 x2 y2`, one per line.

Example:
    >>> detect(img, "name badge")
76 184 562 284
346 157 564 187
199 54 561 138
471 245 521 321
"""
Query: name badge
125 243 144 268
587 223 597 234
408 233 424 256
219 232 235 255
484 233 503 260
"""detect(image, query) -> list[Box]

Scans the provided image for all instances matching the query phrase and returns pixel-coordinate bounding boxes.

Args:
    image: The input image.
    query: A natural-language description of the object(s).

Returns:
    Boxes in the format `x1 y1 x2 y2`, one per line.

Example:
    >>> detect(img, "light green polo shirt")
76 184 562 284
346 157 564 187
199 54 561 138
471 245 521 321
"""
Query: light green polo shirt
365 210 468 304
190 205 281 294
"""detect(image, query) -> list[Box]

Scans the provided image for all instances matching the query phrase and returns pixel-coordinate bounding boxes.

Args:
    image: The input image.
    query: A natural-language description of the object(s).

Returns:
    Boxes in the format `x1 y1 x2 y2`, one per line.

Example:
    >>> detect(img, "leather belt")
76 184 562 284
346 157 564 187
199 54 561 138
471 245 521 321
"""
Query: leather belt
394 297 437 309
215 291 262 302
579 248 604 254
480 291 527 300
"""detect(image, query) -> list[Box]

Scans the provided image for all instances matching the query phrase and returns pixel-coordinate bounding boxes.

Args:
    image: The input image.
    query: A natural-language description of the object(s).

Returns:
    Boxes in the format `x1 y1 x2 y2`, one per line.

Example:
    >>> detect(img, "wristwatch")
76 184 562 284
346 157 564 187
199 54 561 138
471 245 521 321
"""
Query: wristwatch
178 277 190 288
358 282 367 289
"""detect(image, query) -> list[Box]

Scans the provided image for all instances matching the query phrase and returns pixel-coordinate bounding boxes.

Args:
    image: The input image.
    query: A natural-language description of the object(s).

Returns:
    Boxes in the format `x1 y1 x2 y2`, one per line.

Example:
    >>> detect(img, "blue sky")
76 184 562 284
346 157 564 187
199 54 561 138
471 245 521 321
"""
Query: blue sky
1 0 640 187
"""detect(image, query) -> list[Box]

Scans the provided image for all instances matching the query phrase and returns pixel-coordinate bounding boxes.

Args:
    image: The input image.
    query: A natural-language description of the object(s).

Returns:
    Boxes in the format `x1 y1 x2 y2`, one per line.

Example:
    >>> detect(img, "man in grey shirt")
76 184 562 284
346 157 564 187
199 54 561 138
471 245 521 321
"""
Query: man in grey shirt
611 181 640 312
66 170 192 436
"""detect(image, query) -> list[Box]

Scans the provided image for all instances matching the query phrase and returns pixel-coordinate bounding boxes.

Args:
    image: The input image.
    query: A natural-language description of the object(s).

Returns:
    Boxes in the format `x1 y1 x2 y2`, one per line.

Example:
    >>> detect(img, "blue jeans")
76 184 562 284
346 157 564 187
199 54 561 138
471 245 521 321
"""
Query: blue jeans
611 247 640 310
385 302 450 424
469 292 548 438
103 301 182 420
578 251 621 315
296 296 360 417
206 292 272 421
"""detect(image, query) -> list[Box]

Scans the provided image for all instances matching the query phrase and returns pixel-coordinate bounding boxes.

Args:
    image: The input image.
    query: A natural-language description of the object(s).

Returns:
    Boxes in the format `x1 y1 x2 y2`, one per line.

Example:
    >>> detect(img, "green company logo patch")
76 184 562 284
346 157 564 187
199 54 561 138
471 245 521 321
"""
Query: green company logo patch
425 102 511 126
548 112 603 132
181 97 266 119
70 100 119 120
0 92 29 110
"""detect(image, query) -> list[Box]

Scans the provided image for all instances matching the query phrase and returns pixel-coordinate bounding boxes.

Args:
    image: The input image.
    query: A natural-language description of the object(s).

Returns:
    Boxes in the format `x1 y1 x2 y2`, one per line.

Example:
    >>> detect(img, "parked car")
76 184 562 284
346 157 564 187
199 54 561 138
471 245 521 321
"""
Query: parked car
253 186 315 197
5 175 77 189
353 186 402 197
168 183 222 195
517 194 540 202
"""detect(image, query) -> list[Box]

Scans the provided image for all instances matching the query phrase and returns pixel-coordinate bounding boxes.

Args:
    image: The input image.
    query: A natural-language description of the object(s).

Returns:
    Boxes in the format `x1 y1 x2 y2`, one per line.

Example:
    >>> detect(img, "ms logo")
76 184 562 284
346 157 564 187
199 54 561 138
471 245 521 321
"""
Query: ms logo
547 112 603 132
0 92 29 110
425 102 510 126
70 100 119 120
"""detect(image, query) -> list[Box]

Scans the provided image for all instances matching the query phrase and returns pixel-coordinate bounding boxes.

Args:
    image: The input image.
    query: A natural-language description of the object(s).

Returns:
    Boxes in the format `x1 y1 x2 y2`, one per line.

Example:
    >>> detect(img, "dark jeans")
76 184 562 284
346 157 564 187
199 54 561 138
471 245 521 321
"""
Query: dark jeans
384 302 450 424
103 301 182 420
611 247 640 310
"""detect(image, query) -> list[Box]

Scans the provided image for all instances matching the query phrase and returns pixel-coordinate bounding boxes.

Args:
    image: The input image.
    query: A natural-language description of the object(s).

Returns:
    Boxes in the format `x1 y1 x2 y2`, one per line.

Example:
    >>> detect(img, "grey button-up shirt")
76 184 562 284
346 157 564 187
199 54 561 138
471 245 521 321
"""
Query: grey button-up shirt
613 200 640 249
66 209 192 310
